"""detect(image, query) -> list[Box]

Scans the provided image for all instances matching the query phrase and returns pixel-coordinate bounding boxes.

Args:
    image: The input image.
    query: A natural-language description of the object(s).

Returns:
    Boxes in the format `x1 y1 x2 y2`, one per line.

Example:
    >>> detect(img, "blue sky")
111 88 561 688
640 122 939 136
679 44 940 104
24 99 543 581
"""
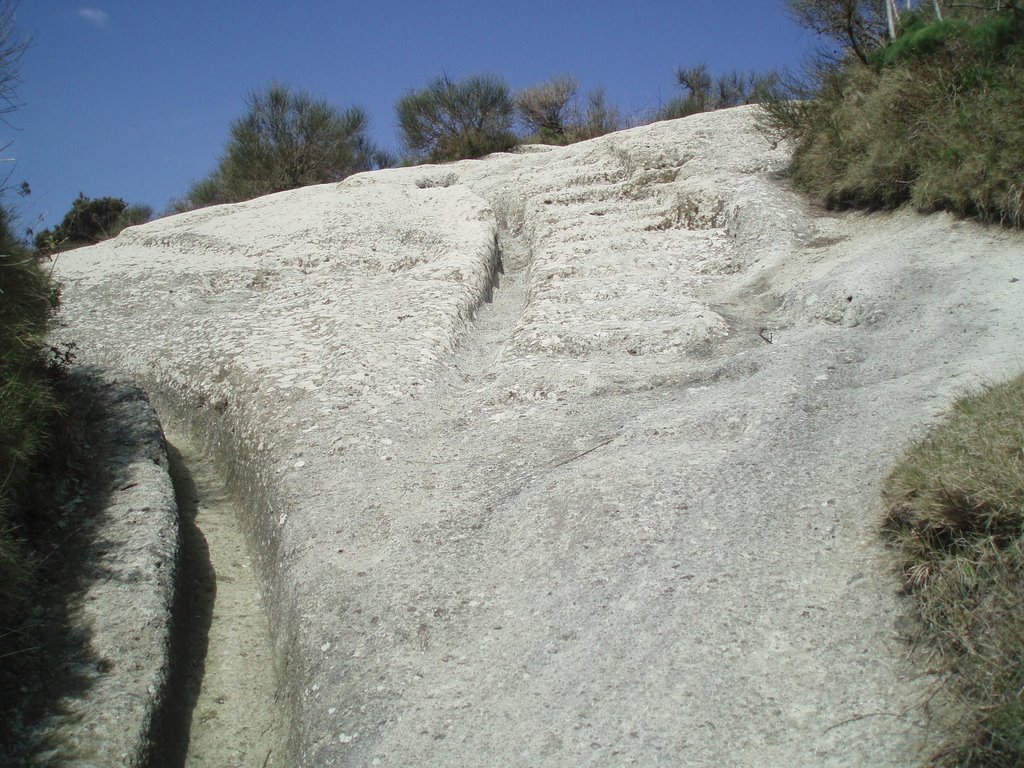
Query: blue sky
6 2 816 239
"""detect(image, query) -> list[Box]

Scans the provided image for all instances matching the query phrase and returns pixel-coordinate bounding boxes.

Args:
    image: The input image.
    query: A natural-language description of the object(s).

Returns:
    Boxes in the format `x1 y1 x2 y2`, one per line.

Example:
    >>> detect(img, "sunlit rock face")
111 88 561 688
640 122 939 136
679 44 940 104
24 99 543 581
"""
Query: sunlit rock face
55 105 1024 767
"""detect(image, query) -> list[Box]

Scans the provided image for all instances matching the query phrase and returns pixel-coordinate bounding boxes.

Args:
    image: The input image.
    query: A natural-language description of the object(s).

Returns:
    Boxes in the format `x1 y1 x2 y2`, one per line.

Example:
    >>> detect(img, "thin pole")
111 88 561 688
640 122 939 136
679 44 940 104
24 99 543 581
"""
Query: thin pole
886 0 899 40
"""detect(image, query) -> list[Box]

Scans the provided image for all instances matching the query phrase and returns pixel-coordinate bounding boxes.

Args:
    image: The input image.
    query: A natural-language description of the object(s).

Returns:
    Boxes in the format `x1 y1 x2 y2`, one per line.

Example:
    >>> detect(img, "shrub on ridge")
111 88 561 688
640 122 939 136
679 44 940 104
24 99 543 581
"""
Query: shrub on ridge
396 74 518 162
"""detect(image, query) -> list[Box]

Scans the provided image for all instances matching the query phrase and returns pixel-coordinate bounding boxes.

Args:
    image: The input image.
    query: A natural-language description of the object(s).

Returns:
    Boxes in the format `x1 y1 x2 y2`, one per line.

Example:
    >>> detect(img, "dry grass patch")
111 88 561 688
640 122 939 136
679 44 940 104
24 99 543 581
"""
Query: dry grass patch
882 374 1024 766
760 12 1024 228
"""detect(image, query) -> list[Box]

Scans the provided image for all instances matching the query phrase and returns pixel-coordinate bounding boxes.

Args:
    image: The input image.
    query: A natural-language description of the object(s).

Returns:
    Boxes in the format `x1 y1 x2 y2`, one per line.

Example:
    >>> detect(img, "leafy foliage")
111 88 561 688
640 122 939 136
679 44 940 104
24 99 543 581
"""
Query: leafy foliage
180 83 385 209
173 174 223 213
0 1 68 630
33 194 151 254
396 74 517 162
0 243 60 626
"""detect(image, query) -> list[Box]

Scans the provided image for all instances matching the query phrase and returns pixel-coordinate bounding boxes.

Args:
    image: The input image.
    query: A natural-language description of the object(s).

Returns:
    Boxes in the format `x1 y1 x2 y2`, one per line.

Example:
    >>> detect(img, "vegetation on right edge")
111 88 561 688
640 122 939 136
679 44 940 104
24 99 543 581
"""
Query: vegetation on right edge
765 3 1024 761
882 375 1024 765
760 1 1024 227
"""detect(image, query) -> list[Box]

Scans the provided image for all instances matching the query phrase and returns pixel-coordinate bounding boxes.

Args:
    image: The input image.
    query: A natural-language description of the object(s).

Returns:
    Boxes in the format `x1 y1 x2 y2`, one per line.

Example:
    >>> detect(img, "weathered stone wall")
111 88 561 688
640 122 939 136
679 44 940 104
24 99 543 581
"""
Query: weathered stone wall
1 372 178 767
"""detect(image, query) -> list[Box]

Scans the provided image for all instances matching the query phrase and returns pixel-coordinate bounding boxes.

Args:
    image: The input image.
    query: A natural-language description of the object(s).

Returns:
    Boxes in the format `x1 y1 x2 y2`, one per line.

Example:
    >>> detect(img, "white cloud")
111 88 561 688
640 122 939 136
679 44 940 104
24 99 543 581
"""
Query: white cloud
78 8 109 28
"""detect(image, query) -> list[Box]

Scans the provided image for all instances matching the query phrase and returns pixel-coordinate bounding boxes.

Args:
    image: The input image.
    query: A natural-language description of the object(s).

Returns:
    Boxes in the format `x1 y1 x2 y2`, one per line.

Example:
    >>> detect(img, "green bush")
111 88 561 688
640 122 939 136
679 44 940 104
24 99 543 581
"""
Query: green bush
0 0 73 656
564 87 623 142
655 64 780 122
34 194 152 254
516 75 578 143
180 83 385 209
760 7 1024 226
171 174 223 214
873 16 968 65
515 78 623 145
396 74 518 162
882 375 1024 765
0 235 60 626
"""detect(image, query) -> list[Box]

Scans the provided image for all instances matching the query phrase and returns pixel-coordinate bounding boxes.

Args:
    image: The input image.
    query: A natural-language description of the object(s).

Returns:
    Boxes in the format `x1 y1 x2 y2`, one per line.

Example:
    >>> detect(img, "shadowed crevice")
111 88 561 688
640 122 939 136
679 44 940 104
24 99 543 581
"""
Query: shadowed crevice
146 441 215 768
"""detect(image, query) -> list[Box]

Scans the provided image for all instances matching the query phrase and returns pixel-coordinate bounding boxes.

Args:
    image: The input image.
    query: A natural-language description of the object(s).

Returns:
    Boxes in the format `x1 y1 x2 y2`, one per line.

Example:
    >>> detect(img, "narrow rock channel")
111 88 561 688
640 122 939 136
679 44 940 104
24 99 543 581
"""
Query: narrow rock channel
158 428 285 767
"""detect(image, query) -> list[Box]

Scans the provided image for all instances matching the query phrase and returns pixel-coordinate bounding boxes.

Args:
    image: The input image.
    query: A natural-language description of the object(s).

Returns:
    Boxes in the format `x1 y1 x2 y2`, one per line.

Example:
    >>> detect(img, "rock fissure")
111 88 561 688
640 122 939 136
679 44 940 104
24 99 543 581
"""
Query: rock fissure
153 428 286 767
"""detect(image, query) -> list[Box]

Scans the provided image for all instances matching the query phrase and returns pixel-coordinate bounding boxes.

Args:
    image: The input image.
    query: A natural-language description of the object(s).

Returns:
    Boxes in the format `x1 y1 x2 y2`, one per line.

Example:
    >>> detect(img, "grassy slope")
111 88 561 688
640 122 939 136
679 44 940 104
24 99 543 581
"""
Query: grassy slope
0 248 61 627
765 13 1024 228
883 376 1024 765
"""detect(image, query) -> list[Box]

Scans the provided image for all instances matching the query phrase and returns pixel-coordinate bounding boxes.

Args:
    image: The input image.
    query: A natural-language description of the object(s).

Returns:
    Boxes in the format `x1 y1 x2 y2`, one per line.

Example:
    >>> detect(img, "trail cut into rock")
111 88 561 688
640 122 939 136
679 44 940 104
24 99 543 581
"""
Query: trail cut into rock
52 106 1024 766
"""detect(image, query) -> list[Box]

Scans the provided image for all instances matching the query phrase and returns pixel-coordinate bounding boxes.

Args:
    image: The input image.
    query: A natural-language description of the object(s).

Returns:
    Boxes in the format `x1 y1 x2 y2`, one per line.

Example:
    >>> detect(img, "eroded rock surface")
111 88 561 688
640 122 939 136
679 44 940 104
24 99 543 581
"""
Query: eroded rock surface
0 373 178 768
53 106 1024 766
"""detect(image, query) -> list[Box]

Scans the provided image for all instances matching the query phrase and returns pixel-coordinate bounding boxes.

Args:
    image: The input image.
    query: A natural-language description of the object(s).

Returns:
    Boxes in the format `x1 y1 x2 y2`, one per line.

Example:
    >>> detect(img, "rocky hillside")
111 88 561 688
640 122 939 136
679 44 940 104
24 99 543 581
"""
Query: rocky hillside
52 105 1024 767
